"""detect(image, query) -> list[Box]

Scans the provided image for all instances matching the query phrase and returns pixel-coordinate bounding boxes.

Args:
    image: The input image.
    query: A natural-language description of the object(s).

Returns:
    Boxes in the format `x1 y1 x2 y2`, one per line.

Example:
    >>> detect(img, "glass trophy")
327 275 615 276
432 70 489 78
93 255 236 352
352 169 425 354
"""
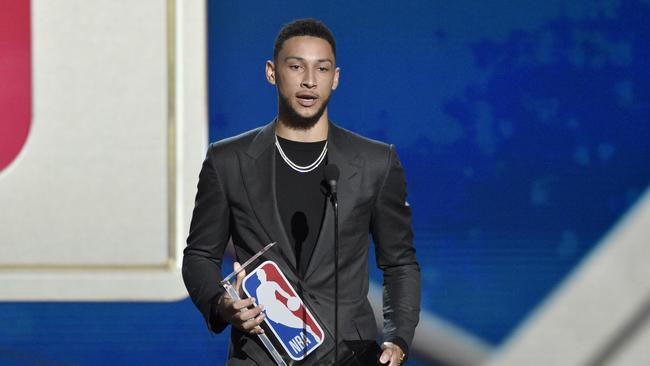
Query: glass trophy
221 242 376 365
220 242 288 366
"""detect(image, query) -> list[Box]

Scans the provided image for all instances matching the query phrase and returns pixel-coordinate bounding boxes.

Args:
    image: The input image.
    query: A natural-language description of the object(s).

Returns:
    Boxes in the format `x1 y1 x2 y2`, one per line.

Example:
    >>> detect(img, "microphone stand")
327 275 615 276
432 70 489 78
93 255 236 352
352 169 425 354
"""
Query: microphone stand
331 190 339 366
325 164 341 365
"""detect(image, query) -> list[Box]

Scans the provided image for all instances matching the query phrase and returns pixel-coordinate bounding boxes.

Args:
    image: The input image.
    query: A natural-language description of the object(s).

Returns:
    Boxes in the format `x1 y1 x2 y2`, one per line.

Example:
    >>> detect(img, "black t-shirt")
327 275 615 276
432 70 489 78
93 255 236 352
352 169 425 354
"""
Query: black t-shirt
275 136 327 277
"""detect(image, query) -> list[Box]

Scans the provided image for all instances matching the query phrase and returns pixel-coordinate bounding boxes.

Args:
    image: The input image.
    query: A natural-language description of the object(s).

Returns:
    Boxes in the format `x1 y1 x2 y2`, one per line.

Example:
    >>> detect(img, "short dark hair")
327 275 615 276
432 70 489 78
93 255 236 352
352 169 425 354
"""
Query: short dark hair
273 18 336 61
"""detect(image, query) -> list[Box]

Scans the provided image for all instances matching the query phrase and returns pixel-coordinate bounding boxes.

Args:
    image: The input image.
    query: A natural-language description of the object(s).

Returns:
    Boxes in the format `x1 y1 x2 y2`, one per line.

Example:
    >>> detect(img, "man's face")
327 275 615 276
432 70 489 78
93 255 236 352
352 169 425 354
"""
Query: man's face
266 36 340 129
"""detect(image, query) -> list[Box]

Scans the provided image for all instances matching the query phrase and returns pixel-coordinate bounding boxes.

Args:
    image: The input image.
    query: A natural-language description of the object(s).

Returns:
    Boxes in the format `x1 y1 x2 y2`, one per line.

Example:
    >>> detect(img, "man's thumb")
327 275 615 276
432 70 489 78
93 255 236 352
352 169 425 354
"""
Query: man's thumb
234 262 246 291
379 349 390 364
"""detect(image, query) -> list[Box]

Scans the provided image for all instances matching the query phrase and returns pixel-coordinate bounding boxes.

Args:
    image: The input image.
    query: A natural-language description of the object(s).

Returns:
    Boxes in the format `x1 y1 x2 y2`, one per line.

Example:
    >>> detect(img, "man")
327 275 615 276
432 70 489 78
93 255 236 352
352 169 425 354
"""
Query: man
183 19 420 365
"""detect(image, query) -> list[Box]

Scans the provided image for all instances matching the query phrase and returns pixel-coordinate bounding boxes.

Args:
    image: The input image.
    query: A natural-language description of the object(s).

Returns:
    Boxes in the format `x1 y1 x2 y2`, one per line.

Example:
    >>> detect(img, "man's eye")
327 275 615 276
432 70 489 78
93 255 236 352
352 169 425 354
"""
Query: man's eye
289 65 301 70
318 67 329 72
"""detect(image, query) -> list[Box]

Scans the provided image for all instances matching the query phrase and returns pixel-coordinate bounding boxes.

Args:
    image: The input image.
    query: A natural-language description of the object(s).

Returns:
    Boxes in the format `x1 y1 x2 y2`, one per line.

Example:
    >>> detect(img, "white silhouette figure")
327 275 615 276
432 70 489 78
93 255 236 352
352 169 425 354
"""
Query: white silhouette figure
256 268 318 341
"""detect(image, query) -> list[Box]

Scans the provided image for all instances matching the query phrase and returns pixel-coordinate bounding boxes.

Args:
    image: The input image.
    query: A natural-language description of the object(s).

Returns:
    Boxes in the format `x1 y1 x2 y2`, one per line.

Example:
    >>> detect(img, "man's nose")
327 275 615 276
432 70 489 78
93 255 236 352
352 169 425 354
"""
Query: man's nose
301 69 316 88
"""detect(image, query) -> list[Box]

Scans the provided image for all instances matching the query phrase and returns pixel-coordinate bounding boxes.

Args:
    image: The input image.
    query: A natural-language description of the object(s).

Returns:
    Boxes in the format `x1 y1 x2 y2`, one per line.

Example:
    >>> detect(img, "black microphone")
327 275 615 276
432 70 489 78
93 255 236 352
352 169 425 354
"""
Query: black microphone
324 164 340 365
324 164 340 198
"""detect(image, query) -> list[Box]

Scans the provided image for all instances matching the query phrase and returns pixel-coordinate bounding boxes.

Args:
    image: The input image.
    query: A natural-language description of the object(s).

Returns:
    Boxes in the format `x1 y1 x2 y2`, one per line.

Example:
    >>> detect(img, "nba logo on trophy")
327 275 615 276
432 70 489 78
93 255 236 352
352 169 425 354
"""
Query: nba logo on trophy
243 261 324 361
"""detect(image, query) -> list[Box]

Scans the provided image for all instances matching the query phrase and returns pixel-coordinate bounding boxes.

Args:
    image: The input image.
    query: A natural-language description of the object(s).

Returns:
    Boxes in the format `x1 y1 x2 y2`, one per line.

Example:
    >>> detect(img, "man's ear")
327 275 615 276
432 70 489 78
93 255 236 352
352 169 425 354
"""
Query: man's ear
332 67 341 90
265 60 276 85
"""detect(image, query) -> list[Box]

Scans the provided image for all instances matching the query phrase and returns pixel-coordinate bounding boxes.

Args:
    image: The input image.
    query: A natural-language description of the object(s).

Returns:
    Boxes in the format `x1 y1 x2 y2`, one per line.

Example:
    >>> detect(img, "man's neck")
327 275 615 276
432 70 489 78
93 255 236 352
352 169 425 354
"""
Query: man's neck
276 114 329 142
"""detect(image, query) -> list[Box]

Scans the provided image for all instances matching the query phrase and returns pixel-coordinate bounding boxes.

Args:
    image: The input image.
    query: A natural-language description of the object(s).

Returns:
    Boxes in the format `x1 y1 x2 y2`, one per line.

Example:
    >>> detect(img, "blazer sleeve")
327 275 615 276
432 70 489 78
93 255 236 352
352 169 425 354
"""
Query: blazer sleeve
370 145 421 353
182 146 231 333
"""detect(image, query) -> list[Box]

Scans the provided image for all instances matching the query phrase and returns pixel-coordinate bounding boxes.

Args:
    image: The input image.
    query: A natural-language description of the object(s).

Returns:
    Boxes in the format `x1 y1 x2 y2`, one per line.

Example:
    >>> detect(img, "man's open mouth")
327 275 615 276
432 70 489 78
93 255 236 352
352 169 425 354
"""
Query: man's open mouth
296 93 318 107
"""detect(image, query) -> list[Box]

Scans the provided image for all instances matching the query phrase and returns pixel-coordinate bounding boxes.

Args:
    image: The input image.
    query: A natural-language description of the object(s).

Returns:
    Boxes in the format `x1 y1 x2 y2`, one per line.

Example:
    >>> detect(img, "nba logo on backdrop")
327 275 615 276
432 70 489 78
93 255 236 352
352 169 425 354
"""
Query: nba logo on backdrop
0 0 31 172
242 261 324 360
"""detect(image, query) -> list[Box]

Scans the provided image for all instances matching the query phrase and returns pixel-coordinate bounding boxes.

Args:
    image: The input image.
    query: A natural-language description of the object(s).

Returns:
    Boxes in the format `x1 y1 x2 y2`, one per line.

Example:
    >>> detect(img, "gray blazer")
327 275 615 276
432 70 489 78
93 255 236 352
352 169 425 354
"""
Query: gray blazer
182 120 420 365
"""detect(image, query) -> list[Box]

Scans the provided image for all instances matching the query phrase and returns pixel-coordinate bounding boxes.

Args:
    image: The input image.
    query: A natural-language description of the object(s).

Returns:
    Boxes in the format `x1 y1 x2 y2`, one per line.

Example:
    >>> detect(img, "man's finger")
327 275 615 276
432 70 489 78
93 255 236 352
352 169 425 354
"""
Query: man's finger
232 297 256 311
242 313 266 332
235 262 246 297
248 325 265 335
233 304 263 322
379 348 392 364
233 261 247 296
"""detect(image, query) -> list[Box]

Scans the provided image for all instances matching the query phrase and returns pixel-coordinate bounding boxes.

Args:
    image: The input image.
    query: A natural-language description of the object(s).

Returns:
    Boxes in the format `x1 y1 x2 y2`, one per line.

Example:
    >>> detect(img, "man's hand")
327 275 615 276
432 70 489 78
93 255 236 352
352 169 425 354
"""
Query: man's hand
216 262 265 334
379 342 405 366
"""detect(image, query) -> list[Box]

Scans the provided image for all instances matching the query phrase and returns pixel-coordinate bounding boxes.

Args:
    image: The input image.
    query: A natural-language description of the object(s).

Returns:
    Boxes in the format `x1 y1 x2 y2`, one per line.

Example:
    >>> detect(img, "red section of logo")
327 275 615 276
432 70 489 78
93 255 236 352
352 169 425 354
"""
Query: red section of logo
0 0 31 171
260 262 322 340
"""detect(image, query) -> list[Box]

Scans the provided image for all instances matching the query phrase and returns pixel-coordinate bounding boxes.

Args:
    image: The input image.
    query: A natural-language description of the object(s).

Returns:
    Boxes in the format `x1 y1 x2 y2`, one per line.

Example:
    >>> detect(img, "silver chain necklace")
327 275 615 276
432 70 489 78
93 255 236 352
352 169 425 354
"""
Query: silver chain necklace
275 135 328 173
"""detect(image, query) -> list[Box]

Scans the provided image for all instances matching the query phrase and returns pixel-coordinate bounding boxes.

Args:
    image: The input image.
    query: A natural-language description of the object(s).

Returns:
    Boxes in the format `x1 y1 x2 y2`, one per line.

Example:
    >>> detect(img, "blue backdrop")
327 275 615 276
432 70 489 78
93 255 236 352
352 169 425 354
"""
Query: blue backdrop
206 0 650 345
2 1 648 365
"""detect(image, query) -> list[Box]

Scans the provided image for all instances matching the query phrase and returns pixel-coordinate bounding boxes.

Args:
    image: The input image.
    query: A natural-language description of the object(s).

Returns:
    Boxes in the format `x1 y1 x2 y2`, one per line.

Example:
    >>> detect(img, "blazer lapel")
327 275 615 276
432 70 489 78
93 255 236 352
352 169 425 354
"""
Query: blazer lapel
303 123 363 281
240 120 297 273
